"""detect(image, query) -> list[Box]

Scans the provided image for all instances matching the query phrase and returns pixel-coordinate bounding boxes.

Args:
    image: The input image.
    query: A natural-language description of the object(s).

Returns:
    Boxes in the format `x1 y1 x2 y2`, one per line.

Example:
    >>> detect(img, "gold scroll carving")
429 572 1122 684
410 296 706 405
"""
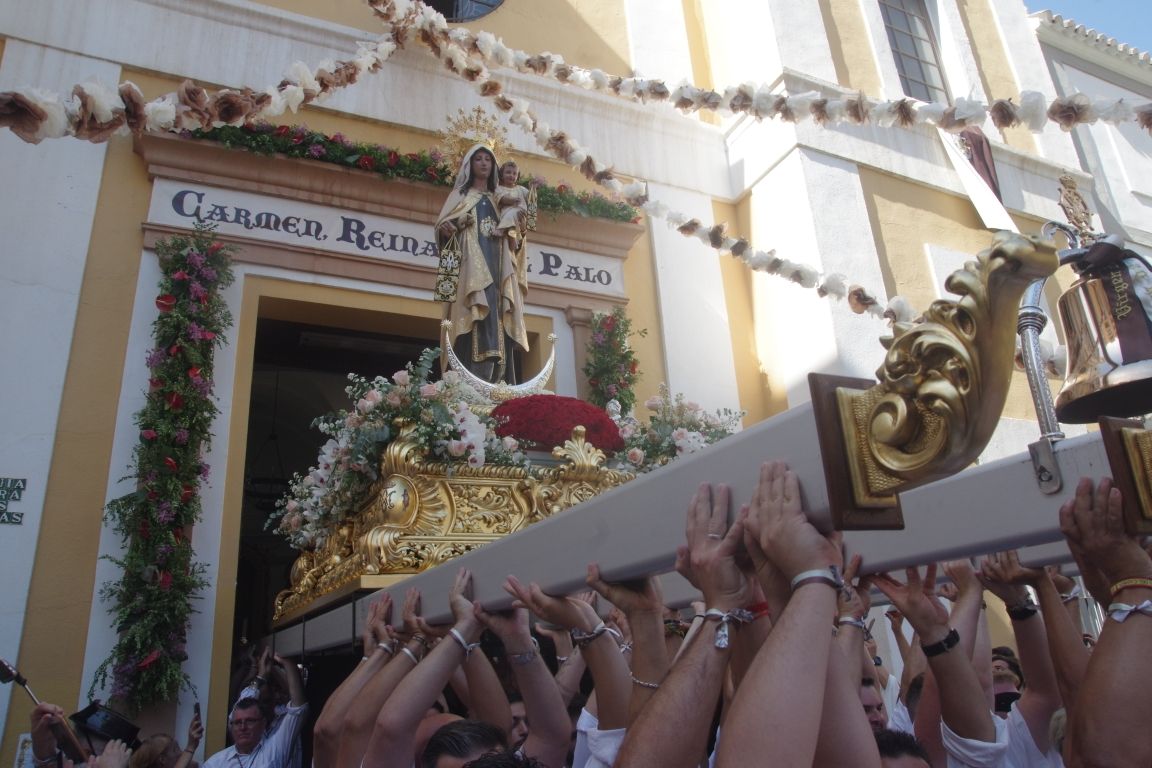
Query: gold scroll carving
273 424 634 622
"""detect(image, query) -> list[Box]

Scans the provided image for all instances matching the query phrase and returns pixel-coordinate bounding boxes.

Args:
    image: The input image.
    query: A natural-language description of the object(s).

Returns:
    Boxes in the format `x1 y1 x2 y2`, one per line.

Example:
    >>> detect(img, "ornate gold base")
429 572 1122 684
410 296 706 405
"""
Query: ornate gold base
272 425 634 623
1100 417 1152 536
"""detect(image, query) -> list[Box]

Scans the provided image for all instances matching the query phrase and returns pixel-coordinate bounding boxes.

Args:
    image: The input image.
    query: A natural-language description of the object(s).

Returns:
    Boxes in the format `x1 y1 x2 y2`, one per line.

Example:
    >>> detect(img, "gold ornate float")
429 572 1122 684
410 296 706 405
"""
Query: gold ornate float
273 424 634 622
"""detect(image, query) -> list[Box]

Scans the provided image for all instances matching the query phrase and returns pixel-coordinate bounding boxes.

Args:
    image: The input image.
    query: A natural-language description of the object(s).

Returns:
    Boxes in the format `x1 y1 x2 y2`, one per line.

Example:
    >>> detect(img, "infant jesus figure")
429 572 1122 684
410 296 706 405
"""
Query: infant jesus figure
494 160 539 253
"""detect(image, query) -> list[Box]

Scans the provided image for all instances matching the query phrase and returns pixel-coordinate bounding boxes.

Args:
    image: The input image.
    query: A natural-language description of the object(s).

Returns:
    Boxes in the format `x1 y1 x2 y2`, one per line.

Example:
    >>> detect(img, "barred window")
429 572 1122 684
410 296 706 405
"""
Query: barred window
428 0 503 22
878 0 949 103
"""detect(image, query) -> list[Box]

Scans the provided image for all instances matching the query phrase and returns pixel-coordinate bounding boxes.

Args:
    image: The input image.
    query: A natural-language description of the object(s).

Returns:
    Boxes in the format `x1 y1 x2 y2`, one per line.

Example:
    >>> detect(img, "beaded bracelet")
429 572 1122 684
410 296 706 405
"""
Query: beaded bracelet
630 674 660 690
1109 577 1152 599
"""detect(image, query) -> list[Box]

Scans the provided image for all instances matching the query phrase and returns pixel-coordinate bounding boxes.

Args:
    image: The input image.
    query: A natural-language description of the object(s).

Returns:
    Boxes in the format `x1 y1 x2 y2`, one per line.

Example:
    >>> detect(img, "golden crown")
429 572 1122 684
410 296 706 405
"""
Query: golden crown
438 106 509 180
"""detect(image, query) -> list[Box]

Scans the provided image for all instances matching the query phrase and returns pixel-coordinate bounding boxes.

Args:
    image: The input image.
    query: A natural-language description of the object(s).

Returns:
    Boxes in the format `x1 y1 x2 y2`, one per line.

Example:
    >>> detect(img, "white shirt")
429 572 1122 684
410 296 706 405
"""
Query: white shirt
883 673 915 735
1004 704 1063 768
941 712 1010 768
203 702 308 768
571 708 626 768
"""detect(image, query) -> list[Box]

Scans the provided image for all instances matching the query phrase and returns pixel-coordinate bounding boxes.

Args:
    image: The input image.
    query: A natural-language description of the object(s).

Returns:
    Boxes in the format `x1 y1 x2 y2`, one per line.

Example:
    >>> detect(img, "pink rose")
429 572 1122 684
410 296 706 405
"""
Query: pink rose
392 370 411 386
502 436 519 451
286 500 299 513
619 424 635 439
420 383 439 398
672 427 689 442
385 391 403 407
627 447 645 465
357 389 383 413
644 395 663 412
447 439 468 457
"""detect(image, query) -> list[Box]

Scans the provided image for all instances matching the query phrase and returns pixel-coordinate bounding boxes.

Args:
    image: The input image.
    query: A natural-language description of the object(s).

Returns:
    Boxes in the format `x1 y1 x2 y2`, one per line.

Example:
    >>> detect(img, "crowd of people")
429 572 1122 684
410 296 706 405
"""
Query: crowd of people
23 461 1152 767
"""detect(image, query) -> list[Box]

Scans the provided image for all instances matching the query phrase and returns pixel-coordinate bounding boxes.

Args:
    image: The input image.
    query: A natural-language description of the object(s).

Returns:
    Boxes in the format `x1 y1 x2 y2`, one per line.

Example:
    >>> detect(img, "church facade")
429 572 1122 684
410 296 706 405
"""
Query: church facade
1 0 1149 760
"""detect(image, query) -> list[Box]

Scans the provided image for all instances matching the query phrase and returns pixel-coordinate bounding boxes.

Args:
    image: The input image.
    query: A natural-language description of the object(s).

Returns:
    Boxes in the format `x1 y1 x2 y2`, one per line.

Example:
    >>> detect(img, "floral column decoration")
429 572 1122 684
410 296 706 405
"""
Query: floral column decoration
91 223 235 712
582 306 645 415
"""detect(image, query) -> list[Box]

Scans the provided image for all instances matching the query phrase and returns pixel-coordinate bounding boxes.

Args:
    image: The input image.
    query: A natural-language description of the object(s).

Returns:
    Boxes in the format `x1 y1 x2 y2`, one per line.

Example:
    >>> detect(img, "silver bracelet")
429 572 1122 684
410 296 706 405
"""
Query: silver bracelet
401 647 421 665
837 616 867 630
571 622 609 649
449 627 481 658
555 655 570 664
630 674 660 689
789 566 844 592
377 640 396 655
507 648 538 666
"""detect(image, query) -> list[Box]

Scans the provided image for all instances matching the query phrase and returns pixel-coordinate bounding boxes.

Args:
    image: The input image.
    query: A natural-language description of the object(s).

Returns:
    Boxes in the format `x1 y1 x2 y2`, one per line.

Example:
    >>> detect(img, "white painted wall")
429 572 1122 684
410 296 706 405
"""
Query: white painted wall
645 182 741 414
624 0 694 83
0 42 116 729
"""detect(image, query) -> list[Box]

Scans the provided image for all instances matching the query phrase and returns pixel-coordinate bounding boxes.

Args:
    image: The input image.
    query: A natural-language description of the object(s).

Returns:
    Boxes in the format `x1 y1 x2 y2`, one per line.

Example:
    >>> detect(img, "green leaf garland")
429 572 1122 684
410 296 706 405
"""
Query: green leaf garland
91 223 235 713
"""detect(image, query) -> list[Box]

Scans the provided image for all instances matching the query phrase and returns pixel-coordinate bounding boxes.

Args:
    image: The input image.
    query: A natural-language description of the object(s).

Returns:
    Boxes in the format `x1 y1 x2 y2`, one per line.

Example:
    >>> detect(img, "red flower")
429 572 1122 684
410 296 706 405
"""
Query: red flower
387 151 399 167
206 242 225 256
630 360 638 374
492 395 624 452
168 344 182 357
557 184 570 194
140 429 158 440
274 125 291 137
137 650 162 669
146 489 159 501
171 270 190 281
601 316 616 332
180 484 195 503
166 392 184 411
291 134 306 145
188 366 202 380
164 456 179 472
149 377 164 392
425 167 439 180
357 155 376 170
155 294 177 312
159 571 173 590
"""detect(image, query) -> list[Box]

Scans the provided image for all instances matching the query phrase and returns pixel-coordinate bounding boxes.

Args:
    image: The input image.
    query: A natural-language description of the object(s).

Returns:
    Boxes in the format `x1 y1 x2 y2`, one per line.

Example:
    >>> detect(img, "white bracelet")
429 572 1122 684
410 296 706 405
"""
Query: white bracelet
1060 585 1083 603
702 608 754 649
790 566 844 592
449 627 481 658
400 647 420 665
377 640 395 654
1107 599 1152 622
837 616 867 630
571 621 609 648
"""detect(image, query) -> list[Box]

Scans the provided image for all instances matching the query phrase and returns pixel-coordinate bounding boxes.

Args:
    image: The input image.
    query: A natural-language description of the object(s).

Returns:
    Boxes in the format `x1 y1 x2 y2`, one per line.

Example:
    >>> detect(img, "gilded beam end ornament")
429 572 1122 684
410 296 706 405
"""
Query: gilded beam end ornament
812 231 1058 529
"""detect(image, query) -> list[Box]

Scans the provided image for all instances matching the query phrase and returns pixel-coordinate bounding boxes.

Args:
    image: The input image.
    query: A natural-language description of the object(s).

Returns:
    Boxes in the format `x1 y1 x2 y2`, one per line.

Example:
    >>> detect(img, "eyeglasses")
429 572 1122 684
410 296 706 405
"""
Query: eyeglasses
230 718 262 728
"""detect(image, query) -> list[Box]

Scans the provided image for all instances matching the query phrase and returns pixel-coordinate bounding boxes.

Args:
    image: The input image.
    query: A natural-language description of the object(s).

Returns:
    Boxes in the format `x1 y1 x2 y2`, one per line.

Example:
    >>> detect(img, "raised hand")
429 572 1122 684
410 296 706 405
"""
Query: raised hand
586 564 664 618
674 482 750 613
185 708 204 752
749 461 841 583
91 740 131 768
506 575 600 633
1060 477 1152 586
838 554 871 621
872 564 951 646
980 550 1041 607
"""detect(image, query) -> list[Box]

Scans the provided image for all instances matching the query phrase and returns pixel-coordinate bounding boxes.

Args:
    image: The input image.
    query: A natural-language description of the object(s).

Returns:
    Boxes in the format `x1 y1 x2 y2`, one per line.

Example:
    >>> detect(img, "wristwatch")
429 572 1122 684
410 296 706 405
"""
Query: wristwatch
920 628 960 657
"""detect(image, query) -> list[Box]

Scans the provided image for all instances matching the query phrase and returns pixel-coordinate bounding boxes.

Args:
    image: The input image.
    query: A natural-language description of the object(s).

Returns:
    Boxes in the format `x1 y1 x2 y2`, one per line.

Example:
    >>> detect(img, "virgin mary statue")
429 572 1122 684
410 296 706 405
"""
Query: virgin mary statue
435 143 529 384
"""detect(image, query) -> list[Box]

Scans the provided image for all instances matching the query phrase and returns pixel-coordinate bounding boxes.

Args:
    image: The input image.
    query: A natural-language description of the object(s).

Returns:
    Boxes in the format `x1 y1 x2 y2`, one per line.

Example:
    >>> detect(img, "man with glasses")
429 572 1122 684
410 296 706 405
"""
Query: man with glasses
204 655 307 768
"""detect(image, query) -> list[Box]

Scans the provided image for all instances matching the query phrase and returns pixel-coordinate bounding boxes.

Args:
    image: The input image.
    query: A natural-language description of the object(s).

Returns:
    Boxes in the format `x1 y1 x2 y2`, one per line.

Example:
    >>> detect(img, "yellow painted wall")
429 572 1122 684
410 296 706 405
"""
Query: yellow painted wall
858 168 1057 421
619 224 669 409
2 105 155 766
253 0 632 74
954 0 1037 153
820 0 882 94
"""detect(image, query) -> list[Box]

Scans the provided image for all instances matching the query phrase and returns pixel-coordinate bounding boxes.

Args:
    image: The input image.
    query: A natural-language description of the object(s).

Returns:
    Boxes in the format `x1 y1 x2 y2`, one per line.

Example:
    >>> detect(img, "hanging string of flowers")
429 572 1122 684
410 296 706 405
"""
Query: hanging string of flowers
583 307 646 415
90 223 235 713
368 0 909 321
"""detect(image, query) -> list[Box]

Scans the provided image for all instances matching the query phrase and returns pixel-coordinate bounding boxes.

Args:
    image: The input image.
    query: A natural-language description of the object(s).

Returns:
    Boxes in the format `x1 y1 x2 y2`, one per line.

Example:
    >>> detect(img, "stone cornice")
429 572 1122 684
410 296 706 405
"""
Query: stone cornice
1031 11 1152 86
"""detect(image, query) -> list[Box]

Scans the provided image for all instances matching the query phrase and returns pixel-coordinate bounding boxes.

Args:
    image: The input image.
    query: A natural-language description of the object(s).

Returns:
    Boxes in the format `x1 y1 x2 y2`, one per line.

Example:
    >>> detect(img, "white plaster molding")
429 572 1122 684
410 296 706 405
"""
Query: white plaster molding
0 42 117 731
625 0 694 85
1031 11 1152 80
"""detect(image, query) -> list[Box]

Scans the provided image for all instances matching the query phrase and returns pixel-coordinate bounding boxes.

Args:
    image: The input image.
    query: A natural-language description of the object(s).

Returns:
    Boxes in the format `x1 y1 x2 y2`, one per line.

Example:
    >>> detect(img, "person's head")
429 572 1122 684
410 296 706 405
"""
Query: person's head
459 752 542 768
860 678 888 734
498 161 519 187
130 735 181 768
460 147 497 193
508 697 529 749
991 654 1023 690
874 729 931 767
420 719 507 768
228 698 266 754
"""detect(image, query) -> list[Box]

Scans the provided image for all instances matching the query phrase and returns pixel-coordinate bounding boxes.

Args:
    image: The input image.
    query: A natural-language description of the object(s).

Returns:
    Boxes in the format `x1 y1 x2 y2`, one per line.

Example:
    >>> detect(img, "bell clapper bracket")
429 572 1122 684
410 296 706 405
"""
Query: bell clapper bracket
811 232 1058 530
1099 417 1152 536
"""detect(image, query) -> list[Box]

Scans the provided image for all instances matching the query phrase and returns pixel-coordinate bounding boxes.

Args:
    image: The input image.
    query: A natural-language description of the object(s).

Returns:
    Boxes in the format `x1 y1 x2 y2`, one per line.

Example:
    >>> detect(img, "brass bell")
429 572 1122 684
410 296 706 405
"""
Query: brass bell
1054 240 1152 423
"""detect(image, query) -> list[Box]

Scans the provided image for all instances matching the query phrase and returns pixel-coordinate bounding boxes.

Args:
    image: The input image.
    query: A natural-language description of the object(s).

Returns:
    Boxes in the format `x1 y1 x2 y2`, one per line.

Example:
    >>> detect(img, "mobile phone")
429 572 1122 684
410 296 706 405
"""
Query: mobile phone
194 702 201 719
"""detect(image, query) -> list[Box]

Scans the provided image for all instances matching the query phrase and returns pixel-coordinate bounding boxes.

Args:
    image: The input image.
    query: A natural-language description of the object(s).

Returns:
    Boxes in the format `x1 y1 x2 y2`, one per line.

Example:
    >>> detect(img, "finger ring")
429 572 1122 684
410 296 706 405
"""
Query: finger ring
706 533 723 540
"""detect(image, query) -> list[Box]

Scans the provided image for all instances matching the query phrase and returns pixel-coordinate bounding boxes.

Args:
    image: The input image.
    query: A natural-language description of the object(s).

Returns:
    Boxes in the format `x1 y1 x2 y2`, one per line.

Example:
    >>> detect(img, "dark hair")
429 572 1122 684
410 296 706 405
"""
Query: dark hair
421 720 507 768
463 752 543 768
459 148 497 193
231 698 267 724
874 729 931 760
904 673 925 724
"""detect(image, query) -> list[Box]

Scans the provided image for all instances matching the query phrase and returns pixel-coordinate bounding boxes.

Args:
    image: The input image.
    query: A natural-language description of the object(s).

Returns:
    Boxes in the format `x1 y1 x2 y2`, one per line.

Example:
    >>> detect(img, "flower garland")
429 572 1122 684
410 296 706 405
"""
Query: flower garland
583 307 645 415
91 224 235 713
270 349 527 550
615 386 743 473
189 123 638 223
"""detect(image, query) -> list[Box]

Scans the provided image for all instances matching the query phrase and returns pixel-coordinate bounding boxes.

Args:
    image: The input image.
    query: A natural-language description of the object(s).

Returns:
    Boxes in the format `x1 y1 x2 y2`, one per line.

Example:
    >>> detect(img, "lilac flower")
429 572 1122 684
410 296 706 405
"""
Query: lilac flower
145 470 159 484
146 348 167 368
199 462 211 480
307 143 327 158
199 266 217 282
430 148 444 163
331 132 352 146
189 282 207 301
592 332 605 344
250 120 276 134
156 501 175 524
186 251 205 269
174 429 190 445
192 377 212 396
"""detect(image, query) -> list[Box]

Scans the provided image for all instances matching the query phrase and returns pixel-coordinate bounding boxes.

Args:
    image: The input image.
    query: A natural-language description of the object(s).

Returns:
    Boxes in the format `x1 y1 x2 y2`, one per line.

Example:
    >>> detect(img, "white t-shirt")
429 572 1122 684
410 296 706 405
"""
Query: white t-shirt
941 712 1010 768
1004 703 1063 768
883 673 915 735
571 708 626 768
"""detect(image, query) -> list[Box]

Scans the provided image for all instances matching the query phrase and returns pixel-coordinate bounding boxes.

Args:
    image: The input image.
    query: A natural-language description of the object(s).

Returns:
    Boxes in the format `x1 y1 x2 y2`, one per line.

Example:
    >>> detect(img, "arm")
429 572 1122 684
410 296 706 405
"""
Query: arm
616 481 752 768
586 566 670 725
315 597 393 768
719 461 871 767
981 550 1063 753
1062 477 1152 767
478 591 570 767
874 566 997 746
1034 570 1089 712
364 572 482 768
172 710 204 768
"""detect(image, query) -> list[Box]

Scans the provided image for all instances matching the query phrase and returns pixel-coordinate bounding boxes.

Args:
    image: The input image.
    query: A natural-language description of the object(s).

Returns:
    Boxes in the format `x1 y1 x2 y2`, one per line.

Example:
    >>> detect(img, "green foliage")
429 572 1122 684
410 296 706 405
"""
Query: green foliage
582 306 645 415
189 123 639 224
90 223 235 713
